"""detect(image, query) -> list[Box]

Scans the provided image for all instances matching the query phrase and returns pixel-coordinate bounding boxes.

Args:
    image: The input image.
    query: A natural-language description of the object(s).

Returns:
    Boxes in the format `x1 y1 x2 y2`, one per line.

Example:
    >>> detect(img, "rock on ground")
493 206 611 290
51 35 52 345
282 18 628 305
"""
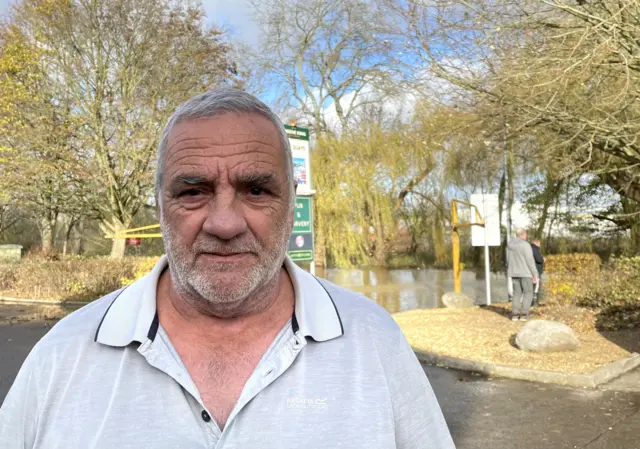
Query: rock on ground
516 320 580 353
442 292 474 309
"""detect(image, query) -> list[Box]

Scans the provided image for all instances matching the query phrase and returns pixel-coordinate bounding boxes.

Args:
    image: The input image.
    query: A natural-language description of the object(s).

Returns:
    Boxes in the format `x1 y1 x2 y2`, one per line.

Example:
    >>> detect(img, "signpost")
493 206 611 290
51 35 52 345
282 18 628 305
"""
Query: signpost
288 197 314 262
284 125 315 272
284 124 313 196
125 237 142 246
470 193 501 306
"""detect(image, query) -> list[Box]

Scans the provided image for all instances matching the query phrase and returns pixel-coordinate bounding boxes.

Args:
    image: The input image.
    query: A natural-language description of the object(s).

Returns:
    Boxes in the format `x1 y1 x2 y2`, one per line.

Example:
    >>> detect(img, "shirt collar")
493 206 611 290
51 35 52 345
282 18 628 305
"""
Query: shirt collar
95 255 343 347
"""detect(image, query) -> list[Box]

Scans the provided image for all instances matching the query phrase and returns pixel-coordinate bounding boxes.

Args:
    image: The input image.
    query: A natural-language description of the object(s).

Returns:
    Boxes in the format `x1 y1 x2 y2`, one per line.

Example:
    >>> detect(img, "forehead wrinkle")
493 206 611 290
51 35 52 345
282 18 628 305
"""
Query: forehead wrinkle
168 157 282 185
165 145 282 173
164 139 282 170
166 125 279 152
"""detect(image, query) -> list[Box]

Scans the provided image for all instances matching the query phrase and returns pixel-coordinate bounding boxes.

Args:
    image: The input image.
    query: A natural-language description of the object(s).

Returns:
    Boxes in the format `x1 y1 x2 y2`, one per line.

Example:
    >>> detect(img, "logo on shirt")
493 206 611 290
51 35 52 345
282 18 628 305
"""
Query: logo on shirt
287 397 328 410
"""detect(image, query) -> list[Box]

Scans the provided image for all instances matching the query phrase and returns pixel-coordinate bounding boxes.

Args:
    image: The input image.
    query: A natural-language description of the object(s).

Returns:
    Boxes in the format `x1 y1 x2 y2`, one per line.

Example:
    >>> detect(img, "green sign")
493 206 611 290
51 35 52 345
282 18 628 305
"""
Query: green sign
288 197 314 262
284 124 310 141
293 197 312 233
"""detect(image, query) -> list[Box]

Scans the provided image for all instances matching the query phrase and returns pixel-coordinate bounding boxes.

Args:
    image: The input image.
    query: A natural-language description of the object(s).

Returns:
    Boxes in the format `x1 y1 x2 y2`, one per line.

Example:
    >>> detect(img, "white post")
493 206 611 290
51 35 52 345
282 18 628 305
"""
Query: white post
483 198 491 306
484 235 491 306
310 261 316 276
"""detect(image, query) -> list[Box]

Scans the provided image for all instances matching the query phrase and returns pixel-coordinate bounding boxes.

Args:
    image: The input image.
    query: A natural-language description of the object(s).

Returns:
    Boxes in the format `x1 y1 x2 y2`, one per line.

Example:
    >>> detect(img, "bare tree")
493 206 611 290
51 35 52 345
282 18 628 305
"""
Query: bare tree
249 0 402 135
392 0 640 205
6 0 239 258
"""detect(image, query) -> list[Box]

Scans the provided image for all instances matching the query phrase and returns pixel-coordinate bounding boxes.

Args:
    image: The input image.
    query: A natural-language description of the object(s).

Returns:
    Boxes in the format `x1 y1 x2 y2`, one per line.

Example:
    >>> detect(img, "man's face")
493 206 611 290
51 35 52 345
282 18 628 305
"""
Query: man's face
159 113 294 310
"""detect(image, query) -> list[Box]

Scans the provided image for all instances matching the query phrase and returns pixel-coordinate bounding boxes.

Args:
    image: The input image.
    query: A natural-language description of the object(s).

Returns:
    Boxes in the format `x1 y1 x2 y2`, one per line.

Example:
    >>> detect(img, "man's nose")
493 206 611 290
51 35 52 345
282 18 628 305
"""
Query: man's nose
201 189 248 240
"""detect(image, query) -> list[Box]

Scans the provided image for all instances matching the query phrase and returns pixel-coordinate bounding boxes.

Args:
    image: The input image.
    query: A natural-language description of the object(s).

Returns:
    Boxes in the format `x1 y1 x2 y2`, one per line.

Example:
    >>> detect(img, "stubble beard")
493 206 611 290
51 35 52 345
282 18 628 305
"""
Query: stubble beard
160 213 291 318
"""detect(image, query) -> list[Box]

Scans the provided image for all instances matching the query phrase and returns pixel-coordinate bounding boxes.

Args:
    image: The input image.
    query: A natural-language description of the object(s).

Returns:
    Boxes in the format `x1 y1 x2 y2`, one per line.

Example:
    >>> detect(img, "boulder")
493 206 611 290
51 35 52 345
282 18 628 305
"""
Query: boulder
442 292 474 309
516 320 580 353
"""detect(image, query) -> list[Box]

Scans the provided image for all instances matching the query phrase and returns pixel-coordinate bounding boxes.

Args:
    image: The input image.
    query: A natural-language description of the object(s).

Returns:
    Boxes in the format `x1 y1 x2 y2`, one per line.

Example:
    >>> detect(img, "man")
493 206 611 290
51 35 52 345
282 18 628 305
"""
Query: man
530 239 544 306
506 229 538 321
0 88 454 448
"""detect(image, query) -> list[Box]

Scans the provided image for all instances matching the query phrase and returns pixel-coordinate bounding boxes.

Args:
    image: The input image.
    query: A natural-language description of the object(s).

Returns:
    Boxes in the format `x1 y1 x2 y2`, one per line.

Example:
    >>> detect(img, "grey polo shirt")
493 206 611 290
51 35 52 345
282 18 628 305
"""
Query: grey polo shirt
0 256 455 449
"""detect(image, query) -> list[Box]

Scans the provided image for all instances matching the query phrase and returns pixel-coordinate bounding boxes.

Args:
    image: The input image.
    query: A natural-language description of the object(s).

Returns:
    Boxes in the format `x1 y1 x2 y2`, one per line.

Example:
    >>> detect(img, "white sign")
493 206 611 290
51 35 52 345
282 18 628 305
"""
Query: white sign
471 193 501 247
285 125 313 195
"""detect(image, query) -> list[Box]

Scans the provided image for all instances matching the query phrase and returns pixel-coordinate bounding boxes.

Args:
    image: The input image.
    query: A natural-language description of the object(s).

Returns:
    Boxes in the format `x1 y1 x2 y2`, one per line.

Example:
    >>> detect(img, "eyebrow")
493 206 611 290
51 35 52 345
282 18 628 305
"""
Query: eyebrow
175 175 208 185
236 172 278 186
169 173 279 189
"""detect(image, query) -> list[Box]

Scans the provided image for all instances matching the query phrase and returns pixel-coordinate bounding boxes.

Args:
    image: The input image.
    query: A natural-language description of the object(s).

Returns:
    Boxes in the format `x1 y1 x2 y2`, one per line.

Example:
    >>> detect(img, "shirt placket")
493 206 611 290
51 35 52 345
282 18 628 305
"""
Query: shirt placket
137 333 222 447
215 330 307 447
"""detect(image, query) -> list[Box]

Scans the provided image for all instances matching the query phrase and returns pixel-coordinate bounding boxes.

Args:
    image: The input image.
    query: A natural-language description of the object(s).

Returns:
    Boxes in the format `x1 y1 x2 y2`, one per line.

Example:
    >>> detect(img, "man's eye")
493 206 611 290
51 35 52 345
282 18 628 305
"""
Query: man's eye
180 189 202 197
249 187 266 196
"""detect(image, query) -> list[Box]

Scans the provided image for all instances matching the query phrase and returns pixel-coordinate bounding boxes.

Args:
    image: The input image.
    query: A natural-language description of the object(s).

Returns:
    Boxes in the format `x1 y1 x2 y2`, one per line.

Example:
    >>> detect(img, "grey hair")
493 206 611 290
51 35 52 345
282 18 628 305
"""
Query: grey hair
516 228 527 237
155 87 295 206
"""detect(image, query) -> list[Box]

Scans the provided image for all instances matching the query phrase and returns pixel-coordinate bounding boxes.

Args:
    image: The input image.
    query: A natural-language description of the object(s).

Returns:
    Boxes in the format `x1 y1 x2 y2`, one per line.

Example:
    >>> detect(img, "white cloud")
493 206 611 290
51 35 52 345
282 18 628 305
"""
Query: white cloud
203 0 260 45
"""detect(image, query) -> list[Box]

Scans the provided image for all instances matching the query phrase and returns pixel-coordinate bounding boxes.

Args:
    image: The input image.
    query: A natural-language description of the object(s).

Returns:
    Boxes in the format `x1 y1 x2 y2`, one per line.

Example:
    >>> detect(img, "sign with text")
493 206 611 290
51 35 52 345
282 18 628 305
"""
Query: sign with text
125 238 142 246
293 197 312 233
471 193 501 247
284 125 312 195
288 197 314 262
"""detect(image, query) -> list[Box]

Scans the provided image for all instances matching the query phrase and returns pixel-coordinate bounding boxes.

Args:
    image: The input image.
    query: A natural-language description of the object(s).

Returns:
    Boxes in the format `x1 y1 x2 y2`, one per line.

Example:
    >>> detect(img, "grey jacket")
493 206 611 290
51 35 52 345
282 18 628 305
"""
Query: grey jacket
507 237 538 278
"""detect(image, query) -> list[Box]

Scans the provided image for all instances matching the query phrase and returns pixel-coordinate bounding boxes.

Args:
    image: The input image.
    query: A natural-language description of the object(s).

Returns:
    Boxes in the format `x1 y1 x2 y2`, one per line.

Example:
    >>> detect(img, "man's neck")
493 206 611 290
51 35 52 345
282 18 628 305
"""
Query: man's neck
156 267 295 345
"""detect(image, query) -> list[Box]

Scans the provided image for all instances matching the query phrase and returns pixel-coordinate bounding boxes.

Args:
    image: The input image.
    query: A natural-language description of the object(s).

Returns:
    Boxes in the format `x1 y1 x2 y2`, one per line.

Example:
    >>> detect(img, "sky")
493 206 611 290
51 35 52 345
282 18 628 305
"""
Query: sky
0 0 261 44
202 0 259 45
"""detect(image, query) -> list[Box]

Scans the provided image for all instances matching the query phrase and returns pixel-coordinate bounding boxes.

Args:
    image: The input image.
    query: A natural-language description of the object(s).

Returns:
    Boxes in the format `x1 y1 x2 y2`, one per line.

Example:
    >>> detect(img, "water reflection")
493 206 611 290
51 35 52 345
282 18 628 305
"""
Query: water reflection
315 267 509 314
0 269 508 320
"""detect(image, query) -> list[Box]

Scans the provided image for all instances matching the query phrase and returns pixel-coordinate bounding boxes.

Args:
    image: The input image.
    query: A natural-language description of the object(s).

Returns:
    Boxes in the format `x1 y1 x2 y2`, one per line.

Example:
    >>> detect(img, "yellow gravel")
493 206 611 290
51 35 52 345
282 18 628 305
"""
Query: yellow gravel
393 308 638 374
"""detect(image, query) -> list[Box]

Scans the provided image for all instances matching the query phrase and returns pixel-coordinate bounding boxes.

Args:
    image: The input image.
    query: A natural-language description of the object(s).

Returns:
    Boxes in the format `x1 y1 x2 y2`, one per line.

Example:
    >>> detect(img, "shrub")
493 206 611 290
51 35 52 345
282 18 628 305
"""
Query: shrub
545 253 601 274
578 257 640 309
543 255 640 330
0 257 156 302
545 253 601 304
120 257 161 286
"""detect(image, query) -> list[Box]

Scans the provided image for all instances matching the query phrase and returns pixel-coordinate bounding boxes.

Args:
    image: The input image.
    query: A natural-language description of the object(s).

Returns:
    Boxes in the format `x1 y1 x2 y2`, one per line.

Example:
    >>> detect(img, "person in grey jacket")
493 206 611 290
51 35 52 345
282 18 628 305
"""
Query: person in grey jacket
507 229 538 321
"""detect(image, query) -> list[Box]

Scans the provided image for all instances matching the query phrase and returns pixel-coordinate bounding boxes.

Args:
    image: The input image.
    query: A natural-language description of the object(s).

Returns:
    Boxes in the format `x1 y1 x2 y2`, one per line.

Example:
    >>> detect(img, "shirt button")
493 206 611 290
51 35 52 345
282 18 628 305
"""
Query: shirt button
201 410 211 422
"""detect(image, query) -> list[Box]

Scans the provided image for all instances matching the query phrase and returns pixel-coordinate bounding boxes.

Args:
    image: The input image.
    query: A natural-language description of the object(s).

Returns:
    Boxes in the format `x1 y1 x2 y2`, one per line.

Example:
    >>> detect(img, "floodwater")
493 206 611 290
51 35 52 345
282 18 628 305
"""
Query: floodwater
0 268 509 321
315 267 509 314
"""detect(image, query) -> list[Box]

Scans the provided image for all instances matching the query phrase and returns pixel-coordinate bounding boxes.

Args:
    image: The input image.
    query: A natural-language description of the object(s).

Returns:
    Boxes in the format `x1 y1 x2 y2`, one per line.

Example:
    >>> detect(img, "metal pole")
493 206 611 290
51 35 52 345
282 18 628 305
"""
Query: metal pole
452 201 461 293
503 123 511 273
504 125 512 241
484 223 491 306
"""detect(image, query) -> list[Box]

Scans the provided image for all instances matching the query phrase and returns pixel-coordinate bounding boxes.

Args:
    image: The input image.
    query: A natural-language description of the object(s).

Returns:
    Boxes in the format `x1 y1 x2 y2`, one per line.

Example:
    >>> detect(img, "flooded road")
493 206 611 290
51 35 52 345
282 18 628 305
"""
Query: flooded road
0 267 509 320
316 267 509 314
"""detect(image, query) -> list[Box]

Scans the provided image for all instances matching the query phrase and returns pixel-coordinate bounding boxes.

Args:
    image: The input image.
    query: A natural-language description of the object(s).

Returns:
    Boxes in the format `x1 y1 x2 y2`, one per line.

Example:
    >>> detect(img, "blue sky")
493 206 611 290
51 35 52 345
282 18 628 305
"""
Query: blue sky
0 0 259 44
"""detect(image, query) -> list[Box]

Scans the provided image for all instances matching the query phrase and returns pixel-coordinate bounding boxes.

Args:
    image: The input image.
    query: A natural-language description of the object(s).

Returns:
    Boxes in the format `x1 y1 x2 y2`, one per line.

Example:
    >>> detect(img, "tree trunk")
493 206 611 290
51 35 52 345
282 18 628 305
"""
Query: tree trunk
75 220 85 255
110 232 127 259
536 175 563 239
102 218 130 259
506 149 514 237
39 216 56 251
372 200 387 266
62 218 76 256
432 221 447 266
433 193 449 267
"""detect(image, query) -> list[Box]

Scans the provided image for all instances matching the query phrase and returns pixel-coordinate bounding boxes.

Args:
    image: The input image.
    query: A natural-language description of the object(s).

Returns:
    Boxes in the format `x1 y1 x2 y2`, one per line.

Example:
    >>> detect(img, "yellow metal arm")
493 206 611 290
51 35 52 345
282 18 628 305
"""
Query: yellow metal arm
104 224 162 239
451 199 486 293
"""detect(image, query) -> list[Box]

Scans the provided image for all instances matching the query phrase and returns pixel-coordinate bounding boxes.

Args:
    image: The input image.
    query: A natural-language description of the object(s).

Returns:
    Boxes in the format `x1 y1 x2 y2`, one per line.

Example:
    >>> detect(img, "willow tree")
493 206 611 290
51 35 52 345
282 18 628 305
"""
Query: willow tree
391 0 640 222
312 106 470 267
7 0 239 258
